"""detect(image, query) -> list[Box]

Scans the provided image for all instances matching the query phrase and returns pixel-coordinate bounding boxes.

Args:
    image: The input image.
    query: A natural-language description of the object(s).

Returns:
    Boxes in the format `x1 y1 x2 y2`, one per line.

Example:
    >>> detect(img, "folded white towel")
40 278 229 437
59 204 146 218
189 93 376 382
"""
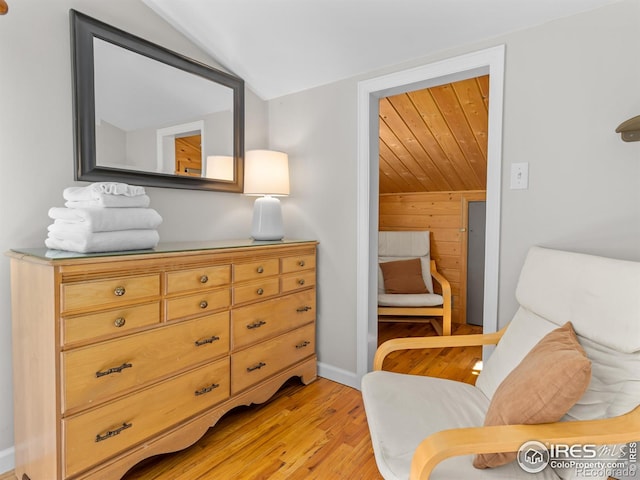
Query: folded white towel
45 229 159 253
65 194 151 209
48 207 162 233
63 182 146 201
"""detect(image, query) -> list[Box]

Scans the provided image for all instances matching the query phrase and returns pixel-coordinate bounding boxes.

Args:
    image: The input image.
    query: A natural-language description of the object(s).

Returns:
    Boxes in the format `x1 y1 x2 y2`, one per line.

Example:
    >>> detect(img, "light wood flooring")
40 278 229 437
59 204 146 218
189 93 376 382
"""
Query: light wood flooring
3 321 482 480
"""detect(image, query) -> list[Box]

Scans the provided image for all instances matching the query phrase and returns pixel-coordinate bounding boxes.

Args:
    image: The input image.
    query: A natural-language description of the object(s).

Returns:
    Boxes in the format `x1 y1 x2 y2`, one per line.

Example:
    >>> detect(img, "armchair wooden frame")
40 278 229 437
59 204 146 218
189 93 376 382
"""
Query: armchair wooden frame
378 260 452 336
373 327 640 480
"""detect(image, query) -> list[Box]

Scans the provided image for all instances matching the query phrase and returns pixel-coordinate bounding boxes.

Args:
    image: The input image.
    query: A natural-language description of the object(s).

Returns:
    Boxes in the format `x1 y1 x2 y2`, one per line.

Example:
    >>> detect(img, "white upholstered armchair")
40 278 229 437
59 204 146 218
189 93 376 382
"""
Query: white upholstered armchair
378 231 452 336
363 246 640 480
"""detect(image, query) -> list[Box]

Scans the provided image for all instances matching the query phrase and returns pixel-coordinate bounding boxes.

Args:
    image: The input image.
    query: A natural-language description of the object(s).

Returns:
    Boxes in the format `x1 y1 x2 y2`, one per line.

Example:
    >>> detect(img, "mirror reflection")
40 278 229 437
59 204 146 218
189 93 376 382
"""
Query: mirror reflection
94 38 234 180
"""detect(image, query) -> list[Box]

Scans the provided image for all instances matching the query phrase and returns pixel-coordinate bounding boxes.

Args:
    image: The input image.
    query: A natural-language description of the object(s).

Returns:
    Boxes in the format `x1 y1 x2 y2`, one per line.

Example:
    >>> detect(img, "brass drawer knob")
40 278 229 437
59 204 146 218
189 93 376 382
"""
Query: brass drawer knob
298 260 305 267
257 266 264 274
113 286 126 296
200 300 209 309
114 317 126 328
256 288 264 295
298 279 305 286
200 274 209 284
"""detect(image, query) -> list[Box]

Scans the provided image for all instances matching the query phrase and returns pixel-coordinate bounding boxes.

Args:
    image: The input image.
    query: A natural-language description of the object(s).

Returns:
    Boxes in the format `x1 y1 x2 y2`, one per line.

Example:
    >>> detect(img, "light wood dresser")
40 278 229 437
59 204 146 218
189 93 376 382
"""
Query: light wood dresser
7 239 317 480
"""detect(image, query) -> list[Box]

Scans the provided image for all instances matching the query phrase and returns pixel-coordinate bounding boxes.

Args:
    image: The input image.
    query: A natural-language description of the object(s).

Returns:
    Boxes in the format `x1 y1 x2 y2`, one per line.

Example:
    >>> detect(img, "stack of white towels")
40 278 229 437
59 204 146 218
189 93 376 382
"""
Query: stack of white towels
45 182 162 253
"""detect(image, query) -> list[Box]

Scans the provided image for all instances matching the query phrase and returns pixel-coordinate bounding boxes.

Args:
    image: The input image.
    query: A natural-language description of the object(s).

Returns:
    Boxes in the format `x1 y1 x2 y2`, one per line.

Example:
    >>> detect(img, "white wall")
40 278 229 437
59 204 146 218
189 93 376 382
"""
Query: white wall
268 0 640 378
0 0 268 471
269 81 360 378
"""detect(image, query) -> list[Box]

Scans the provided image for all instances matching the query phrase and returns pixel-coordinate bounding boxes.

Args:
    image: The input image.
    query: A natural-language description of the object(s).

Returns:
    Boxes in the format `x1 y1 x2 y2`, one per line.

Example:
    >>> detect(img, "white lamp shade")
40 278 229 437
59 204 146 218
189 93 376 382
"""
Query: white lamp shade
244 150 290 196
205 155 234 181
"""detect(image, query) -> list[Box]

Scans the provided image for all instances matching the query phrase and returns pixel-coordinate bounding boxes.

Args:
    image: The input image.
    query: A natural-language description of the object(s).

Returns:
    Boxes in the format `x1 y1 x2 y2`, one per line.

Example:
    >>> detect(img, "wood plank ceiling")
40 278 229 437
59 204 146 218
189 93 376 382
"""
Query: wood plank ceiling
379 75 489 194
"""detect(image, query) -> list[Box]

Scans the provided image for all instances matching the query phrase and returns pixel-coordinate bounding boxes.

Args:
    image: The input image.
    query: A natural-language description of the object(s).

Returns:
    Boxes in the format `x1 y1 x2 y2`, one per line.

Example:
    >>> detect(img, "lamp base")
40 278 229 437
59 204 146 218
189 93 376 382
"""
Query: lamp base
251 196 284 241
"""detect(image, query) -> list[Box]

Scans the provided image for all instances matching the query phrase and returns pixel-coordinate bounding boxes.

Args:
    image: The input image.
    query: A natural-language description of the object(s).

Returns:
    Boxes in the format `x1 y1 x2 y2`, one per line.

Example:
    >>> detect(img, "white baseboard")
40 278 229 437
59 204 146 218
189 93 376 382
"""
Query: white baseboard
0 446 14 476
317 361 361 390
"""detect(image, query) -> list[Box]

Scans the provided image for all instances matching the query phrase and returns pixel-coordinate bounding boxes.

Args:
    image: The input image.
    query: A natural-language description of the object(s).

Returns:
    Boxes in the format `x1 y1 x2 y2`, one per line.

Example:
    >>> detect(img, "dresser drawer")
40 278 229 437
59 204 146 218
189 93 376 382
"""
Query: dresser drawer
62 312 230 412
232 290 315 350
233 258 279 283
281 270 316 293
281 254 316 273
166 288 230 321
62 302 160 346
233 277 279 305
166 265 230 294
231 323 315 394
63 357 230 478
61 274 160 314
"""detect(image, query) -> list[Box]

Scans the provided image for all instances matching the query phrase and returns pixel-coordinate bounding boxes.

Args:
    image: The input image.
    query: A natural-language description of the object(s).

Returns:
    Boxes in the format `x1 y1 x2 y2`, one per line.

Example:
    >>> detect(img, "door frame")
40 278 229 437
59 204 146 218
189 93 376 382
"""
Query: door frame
355 45 505 384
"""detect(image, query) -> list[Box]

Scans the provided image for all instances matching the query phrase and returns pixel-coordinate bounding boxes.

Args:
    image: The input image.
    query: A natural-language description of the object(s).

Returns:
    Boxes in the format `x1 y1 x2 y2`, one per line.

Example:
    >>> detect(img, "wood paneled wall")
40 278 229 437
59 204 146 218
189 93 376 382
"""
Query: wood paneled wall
379 190 486 325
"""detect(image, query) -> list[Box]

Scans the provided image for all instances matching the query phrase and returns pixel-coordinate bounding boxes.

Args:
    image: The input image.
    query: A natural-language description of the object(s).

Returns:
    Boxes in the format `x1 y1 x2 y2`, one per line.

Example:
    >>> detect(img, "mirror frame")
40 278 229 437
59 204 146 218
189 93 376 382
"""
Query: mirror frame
70 9 245 192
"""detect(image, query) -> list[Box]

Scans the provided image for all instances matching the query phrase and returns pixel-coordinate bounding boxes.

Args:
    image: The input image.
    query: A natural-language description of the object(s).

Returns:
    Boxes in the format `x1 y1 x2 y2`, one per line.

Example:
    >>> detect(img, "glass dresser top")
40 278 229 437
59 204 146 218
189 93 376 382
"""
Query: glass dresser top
10 238 316 261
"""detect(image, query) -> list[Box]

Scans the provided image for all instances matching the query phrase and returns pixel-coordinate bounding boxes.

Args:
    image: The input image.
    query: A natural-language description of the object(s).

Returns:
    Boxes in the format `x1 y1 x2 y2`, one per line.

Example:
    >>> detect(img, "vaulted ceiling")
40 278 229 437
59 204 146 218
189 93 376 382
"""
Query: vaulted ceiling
379 75 489 194
143 0 620 100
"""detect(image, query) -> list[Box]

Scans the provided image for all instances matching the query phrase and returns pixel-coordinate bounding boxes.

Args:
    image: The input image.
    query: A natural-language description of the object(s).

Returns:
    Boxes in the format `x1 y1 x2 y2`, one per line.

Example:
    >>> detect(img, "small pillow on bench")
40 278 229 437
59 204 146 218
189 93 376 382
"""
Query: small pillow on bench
474 321 592 469
379 258 428 294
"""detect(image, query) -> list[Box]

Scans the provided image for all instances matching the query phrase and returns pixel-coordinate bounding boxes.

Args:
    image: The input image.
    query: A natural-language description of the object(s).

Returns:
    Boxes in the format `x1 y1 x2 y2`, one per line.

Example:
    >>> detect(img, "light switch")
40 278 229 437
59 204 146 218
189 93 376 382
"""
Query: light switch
510 162 529 190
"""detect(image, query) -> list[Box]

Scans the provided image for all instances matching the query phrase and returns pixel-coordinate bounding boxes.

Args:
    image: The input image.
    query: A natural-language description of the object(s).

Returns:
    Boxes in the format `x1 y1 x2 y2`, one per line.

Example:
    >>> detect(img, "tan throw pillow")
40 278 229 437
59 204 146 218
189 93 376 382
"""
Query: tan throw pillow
473 322 591 469
379 258 428 294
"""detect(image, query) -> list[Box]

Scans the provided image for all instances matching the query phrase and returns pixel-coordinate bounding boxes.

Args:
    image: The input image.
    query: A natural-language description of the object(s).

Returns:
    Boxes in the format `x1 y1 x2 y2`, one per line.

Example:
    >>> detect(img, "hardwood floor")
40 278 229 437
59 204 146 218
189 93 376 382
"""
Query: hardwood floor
124 376 381 480
123 321 481 480
2 321 482 480
378 320 482 383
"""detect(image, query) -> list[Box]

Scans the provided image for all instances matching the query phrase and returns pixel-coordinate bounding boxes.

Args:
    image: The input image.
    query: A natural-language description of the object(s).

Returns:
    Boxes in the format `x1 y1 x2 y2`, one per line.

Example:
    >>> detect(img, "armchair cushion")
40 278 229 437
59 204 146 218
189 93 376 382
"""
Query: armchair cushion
378 293 444 308
361 372 560 480
474 322 592 469
378 230 435 293
379 258 428 294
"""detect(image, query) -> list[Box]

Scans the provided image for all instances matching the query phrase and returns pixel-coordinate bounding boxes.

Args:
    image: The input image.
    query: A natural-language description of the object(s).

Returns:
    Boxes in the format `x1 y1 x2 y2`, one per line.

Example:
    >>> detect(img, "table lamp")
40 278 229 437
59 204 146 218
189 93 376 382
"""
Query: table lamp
244 149 290 240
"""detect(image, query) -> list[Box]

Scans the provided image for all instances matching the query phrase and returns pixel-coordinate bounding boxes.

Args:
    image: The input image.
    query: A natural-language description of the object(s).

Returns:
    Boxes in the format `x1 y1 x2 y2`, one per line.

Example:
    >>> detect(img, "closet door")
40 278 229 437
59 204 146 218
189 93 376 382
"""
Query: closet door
466 201 486 326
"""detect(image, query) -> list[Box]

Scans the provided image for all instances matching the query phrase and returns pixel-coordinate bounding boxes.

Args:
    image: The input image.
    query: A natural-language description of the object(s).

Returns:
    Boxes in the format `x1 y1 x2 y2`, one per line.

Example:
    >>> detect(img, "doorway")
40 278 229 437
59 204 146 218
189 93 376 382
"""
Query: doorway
378 75 488 328
355 46 505 385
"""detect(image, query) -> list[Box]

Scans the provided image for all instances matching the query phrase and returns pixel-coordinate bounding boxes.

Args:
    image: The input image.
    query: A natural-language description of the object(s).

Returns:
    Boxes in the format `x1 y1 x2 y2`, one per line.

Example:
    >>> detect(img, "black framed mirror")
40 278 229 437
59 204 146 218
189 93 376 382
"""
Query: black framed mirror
70 10 244 192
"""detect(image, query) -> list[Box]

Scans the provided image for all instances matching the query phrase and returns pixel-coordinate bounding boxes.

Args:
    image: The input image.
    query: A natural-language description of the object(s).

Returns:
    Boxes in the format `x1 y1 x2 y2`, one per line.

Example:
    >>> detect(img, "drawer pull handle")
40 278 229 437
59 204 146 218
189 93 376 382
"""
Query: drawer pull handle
256 288 264 295
296 306 312 313
296 340 311 349
298 279 305 286
200 300 209 309
299 260 306 267
96 362 133 378
257 266 264 274
114 317 126 328
200 275 209 284
247 361 266 372
95 422 133 443
195 335 220 346
113 286 126 296
195 383 220 396
247 320 266 329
